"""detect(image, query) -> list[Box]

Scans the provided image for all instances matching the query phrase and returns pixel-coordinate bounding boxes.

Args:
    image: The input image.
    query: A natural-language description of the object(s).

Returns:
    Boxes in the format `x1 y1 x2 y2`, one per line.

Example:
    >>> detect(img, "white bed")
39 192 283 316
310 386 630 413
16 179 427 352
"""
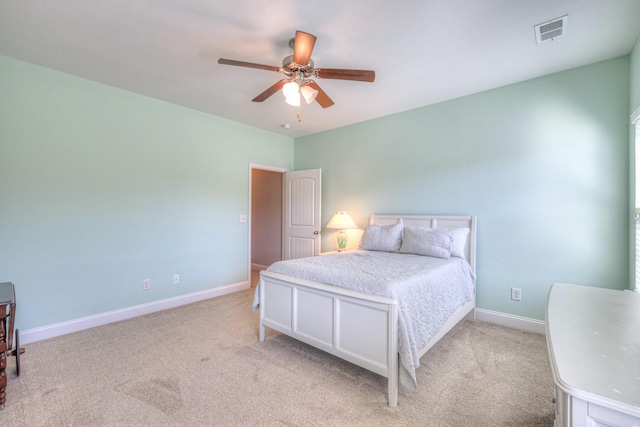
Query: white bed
254 214 477 407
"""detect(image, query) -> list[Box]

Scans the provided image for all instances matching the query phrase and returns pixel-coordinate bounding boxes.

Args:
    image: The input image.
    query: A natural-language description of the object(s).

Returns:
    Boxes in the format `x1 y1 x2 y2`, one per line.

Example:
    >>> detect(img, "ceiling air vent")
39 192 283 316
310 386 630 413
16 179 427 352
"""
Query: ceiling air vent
535 15 568 44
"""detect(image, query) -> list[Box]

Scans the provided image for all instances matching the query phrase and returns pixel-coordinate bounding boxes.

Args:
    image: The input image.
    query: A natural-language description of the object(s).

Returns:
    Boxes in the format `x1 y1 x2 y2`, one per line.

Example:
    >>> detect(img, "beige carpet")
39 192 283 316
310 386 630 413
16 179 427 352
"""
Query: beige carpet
2 288 555 426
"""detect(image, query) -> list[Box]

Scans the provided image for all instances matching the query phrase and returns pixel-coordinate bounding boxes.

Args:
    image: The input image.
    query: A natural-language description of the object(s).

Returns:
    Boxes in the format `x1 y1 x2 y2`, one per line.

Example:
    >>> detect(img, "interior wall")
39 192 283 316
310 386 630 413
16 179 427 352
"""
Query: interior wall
0 55 294 331
251 169 282 267
294 56 631 321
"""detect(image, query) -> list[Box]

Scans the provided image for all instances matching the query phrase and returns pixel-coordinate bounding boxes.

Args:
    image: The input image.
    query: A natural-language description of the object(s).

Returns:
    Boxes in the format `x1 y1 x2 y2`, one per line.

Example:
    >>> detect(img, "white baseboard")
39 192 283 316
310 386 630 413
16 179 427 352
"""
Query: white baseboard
20 281 250 345
475 308 546 335
20 288 545 346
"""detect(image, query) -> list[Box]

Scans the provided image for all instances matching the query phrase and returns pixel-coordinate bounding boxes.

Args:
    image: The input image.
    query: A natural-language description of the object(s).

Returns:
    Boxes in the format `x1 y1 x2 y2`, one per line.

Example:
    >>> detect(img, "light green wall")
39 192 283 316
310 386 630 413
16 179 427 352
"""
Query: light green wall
295 57 630 321
0 55 293 330
1 52 632 330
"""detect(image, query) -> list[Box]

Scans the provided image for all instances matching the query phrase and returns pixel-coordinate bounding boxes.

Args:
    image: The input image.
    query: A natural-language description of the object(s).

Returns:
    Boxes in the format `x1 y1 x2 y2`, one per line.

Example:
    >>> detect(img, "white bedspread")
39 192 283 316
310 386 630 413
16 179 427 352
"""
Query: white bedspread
253 250 475 389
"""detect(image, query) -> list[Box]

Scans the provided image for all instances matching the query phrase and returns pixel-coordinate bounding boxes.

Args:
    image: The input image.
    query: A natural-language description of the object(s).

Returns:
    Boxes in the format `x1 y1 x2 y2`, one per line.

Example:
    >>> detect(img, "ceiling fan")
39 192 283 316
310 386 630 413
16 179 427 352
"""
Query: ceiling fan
218 31 375 109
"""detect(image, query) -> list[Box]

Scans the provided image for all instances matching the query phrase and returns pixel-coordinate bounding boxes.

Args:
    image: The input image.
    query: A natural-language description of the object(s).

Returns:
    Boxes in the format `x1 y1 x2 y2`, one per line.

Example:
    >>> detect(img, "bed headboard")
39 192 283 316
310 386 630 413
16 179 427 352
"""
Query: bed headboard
369 214 477 272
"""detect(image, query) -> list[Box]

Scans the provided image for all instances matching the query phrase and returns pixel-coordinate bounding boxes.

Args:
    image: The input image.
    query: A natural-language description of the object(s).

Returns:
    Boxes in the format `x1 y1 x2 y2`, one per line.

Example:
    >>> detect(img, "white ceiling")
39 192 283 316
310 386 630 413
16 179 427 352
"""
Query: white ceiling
1 0 639 138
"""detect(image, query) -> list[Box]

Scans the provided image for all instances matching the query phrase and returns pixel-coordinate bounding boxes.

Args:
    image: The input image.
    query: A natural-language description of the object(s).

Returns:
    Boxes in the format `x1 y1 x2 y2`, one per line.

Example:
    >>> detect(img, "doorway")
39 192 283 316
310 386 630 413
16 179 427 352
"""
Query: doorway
249 165 285 286
248 165 322 287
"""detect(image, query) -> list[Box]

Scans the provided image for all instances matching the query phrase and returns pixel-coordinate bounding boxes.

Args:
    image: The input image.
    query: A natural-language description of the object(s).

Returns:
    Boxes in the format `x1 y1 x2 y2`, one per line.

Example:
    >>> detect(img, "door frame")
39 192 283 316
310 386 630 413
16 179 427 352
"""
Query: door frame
248 163 288 283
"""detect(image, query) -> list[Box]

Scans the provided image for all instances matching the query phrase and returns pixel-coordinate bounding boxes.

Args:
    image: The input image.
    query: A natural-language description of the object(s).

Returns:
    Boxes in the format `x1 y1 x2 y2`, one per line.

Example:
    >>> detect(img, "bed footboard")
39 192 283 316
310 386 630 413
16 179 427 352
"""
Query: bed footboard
259 271 399 407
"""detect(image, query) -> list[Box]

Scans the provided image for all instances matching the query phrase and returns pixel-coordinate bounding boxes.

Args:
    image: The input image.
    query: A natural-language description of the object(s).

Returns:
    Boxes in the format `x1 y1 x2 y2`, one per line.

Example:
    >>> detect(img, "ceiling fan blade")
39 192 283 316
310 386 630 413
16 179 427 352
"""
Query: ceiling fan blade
316 68 375 82
252 79 288 102
292 31 316 66
307 82 334 108
218 58 281 73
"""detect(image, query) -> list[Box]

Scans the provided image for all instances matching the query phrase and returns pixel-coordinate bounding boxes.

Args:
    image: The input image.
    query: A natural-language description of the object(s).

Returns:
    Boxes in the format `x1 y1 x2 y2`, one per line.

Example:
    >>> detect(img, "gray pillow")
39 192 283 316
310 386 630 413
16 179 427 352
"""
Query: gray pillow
358 223 404 252
399 226 453 259
447 227 470 258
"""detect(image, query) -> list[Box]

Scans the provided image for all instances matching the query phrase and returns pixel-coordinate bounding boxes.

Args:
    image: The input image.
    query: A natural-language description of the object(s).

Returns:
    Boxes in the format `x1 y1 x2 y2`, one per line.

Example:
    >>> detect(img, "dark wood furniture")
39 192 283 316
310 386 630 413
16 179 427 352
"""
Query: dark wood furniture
1 282 23 410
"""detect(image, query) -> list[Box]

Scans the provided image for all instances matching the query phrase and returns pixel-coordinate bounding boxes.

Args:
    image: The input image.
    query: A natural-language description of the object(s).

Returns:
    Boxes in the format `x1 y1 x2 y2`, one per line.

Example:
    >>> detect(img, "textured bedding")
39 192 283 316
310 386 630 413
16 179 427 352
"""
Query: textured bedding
253 249 475 389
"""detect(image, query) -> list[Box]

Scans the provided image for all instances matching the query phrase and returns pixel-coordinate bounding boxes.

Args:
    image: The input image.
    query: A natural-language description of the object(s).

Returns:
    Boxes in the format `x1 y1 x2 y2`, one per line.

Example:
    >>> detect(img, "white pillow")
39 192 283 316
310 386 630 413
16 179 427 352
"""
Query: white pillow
358 223 404 252
399 226 452 259
447 227 470 258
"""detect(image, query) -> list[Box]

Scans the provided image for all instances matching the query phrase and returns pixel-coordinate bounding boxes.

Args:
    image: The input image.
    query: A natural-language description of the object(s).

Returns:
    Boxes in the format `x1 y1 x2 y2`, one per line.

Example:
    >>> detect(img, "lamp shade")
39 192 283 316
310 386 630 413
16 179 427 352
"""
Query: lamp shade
326 211 358 230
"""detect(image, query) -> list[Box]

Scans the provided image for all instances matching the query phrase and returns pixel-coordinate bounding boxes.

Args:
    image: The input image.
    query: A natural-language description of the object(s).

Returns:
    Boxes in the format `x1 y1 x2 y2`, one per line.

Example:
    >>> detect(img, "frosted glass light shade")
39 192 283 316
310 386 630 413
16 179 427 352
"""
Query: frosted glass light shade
282 81 299 99
285 94 300 107
300 85 318 104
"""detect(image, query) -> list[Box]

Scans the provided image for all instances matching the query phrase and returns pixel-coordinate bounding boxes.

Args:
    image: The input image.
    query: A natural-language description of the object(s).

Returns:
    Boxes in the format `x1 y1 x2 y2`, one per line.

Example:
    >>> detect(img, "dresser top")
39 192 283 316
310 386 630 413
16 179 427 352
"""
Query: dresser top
546 283 640 415
0 282 15 305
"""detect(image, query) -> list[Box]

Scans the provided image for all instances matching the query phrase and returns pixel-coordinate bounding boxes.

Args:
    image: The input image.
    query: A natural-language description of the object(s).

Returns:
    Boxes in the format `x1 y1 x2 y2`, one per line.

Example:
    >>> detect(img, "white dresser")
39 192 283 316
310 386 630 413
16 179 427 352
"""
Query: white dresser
546 283 640 427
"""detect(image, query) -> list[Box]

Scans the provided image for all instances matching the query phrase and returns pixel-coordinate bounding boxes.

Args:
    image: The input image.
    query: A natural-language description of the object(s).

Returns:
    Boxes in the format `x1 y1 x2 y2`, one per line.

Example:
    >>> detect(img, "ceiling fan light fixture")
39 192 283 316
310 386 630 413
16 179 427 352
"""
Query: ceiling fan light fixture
218 30 375 110
300 84 318 104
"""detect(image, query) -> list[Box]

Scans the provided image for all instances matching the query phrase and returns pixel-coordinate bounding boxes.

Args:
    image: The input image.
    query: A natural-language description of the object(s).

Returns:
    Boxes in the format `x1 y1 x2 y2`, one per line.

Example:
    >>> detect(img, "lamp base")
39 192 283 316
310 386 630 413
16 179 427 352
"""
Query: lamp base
336 229 348 251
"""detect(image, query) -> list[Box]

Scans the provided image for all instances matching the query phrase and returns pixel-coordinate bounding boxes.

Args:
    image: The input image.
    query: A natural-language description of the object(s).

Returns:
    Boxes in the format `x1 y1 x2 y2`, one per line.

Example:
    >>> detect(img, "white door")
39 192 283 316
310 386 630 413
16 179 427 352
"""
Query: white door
283 169 321 260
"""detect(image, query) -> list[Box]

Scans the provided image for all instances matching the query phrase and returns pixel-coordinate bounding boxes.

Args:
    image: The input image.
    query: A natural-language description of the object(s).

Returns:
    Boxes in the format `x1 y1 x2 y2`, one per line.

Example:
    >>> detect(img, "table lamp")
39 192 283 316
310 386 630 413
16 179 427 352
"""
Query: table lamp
326 211 358 251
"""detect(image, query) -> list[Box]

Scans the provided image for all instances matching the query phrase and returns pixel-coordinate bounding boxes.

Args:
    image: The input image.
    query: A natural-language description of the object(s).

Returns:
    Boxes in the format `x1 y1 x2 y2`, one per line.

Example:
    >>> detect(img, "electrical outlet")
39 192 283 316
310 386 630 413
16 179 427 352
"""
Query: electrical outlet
173 274 180 285
240 215 247 223
511 287 521 301
142 279 151 291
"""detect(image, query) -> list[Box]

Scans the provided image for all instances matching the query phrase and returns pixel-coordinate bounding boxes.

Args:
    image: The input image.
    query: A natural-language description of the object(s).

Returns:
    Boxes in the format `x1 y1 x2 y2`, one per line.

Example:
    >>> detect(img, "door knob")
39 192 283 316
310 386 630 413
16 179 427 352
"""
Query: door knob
314 231 320 235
